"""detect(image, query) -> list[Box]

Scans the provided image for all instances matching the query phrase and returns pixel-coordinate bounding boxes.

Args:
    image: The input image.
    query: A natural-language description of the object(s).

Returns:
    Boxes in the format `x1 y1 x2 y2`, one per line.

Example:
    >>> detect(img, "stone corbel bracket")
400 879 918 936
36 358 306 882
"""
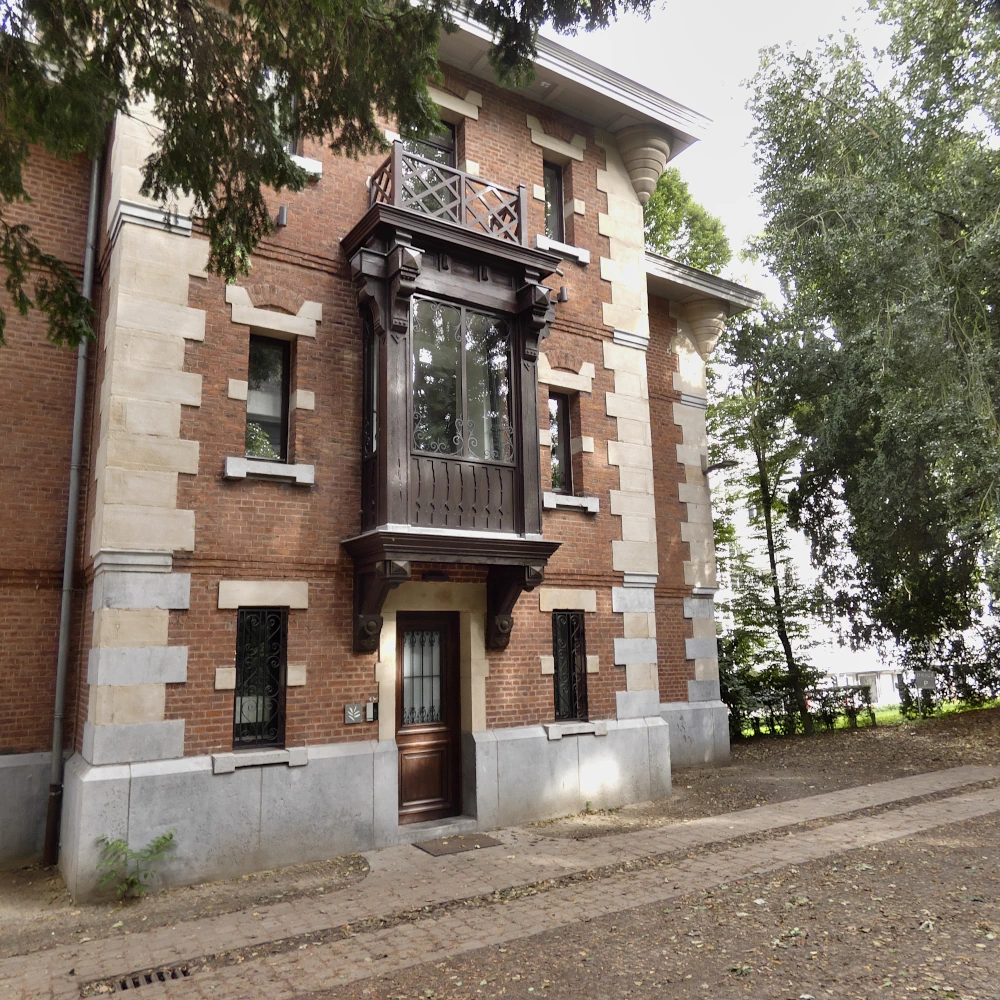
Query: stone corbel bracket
486 563 546 651
683 298 729 359
614 125 673 205
354 559 411 653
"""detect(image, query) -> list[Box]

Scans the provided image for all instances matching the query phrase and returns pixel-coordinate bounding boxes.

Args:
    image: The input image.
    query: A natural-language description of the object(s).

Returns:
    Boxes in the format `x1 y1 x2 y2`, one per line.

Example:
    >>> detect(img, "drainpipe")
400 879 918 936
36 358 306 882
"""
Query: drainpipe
42 155 102 867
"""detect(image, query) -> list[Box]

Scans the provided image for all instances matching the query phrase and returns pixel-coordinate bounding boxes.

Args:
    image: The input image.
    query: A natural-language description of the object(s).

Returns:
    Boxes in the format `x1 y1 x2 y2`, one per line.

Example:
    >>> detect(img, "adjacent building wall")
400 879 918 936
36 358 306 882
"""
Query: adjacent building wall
0 148 92 866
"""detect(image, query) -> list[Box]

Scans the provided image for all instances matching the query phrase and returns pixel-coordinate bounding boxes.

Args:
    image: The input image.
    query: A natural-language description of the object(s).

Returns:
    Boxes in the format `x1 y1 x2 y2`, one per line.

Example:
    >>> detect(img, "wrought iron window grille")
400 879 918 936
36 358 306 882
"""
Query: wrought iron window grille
552 610 588 722
233 607 287 749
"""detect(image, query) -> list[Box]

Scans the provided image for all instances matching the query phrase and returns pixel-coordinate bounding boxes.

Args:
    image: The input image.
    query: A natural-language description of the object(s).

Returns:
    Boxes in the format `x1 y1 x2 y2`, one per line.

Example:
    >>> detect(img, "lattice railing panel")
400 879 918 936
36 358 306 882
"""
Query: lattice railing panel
369 145 525 245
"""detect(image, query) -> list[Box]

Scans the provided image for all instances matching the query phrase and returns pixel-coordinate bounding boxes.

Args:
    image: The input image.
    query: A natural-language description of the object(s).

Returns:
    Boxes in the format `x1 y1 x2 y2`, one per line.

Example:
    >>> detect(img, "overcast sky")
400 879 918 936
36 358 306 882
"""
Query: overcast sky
545 1 890 297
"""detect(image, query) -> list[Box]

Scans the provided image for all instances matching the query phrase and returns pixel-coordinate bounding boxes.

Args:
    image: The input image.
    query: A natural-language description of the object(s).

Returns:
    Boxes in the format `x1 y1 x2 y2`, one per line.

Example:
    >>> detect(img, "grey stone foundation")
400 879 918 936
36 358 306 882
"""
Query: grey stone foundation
60 717 671 899
0 752 50 868
659 699 730 767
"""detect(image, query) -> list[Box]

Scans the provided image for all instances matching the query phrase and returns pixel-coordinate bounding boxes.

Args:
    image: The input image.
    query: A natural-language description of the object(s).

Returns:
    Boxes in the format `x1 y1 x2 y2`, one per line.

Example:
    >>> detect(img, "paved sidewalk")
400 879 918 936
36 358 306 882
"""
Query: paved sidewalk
1 764 995 1000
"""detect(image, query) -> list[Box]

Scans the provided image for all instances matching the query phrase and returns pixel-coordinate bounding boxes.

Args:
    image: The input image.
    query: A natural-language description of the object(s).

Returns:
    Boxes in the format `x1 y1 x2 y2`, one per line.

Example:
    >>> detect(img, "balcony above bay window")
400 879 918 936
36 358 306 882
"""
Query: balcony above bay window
342 165 564 654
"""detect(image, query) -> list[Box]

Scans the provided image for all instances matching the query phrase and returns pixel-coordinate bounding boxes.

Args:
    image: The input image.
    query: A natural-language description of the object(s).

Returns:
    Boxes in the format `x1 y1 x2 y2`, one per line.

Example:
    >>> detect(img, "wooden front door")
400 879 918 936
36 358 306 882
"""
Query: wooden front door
396 612 461 824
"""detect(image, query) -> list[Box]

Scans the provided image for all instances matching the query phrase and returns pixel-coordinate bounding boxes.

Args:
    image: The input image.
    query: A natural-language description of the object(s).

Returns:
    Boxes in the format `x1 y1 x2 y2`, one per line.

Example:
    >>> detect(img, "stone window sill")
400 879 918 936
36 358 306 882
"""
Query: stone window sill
543 721 608 741
543 492 599 514
212 747 308 774
534 234 591 265
224 457 315 485
290 154 323 178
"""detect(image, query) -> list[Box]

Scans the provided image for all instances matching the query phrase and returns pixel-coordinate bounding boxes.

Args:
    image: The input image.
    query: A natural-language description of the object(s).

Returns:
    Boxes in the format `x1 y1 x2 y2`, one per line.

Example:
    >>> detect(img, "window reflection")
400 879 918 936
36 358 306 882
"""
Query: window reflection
411 299 462 455
246 336 288 461
466 311 513 462
410 298 514 463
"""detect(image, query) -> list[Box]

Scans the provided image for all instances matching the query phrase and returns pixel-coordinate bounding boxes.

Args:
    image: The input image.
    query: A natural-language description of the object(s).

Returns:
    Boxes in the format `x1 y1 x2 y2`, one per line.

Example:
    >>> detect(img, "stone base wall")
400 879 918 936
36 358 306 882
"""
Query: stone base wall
0 753 51 868
59 719 670 899
659 700 730 768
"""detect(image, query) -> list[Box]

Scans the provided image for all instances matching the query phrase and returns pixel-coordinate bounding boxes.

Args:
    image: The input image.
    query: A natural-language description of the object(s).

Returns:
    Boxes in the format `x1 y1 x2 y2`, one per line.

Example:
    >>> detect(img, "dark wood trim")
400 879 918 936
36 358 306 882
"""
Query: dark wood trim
352 559 410 653
343 527 560 569
342 203 562 276
344 198 562 656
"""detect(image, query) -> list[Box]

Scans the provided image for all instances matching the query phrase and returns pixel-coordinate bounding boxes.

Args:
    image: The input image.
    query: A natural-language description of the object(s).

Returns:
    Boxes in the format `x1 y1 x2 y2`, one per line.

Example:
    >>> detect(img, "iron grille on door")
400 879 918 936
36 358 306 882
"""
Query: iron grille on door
234 607 287 748
552 610 588 721
401 629 443 726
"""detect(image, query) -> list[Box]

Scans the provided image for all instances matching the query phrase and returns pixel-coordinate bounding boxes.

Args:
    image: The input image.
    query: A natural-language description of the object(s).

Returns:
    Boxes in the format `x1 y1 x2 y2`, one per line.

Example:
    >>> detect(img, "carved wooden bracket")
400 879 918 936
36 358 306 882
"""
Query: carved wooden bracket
350 246 388 336
388 243 422 333
354 559 410 653
350 237 421 340
486 563 546 651
516 270 555 360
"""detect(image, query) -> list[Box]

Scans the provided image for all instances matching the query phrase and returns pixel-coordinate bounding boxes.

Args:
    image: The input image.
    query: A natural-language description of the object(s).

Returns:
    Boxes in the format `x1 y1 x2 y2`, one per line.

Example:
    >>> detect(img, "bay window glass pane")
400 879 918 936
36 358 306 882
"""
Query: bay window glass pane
465 311 513 463
412 299 462 455
246 336 287 460
363 317 378 457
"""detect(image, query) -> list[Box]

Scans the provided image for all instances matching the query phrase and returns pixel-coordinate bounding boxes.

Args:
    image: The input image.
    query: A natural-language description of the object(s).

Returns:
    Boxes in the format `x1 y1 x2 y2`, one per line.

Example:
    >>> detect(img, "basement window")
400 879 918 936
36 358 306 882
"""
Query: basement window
234 608 287 749
552 610 588 722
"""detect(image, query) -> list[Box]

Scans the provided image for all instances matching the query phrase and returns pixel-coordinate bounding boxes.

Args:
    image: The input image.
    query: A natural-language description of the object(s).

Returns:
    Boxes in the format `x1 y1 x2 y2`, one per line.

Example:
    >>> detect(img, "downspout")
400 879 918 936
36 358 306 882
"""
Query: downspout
42 154 102 867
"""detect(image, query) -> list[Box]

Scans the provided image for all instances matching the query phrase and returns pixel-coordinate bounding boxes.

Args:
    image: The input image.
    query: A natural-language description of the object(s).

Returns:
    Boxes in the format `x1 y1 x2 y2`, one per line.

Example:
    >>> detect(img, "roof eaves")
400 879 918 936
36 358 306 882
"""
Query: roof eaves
645 252 763 314
446 11 710 141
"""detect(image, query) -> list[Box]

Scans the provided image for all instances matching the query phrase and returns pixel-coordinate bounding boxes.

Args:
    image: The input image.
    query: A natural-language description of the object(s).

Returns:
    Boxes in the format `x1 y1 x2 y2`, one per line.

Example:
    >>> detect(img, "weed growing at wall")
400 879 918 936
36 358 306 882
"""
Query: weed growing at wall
96 830 177 899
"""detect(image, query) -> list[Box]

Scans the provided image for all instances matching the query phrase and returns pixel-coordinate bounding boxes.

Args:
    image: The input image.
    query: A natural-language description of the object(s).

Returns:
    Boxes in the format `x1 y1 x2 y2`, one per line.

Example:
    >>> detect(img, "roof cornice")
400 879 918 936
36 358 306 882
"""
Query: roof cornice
645 252 762 314
438 11 710 154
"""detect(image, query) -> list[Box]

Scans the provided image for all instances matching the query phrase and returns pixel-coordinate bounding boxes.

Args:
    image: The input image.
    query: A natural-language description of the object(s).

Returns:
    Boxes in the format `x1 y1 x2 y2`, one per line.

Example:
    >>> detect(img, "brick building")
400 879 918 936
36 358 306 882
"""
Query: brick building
0 17 759 895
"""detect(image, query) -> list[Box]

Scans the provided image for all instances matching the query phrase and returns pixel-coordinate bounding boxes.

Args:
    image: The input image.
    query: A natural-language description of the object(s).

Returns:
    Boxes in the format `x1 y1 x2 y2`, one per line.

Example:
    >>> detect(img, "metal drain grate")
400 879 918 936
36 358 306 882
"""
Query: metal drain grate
112 965 191 992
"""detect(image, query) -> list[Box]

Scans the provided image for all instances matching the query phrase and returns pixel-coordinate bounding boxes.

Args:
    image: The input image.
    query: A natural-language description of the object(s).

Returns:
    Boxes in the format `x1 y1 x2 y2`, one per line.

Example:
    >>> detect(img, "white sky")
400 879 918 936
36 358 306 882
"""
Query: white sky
545 0 890 299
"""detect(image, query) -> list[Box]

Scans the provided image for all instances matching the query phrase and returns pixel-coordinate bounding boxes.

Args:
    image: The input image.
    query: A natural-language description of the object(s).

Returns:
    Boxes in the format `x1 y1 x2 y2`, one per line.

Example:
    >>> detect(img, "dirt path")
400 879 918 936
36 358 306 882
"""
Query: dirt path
1 706 997 966
324 807 999 1000
535 705 1000 839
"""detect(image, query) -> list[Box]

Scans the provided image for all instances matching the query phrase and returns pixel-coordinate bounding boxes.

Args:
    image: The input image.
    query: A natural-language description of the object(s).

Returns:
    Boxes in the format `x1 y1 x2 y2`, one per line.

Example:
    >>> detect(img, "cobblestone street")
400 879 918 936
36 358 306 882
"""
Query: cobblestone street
1 764 997 999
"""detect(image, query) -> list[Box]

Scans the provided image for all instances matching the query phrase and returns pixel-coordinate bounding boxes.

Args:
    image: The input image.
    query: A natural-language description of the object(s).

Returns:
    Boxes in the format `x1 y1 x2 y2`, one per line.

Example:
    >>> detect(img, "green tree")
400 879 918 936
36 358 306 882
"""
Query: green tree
746 0 1000 647
710 309 823 733
643 166 731 274
0 0 654 347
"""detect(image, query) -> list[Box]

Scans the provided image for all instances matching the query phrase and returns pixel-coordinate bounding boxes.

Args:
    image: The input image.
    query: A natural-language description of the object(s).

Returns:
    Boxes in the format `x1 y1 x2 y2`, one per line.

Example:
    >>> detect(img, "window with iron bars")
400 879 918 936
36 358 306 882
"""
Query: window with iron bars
234 607 287 749
552 610 588 721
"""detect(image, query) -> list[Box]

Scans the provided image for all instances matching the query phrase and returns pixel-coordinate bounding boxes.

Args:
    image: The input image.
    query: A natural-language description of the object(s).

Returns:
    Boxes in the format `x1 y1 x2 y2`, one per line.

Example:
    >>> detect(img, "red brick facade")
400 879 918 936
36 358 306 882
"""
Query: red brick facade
1 35 755 881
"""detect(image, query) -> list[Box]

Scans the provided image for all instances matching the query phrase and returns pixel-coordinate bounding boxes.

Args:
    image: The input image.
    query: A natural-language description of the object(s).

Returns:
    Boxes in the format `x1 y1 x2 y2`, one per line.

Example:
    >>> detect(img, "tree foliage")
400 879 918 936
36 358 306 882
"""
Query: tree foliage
0 0 653 347
747 0 1000 646
710 309 824 732
643 166 731 274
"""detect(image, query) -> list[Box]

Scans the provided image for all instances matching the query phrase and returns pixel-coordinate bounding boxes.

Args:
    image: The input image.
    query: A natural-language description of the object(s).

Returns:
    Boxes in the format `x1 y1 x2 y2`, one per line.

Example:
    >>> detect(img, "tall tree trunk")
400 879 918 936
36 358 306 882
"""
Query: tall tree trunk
753 438 813 735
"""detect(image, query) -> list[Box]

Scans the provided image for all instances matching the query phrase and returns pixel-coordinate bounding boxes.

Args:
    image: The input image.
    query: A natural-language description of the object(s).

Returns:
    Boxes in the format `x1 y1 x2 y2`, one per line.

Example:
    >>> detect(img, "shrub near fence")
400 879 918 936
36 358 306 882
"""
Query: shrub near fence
721 662 875 739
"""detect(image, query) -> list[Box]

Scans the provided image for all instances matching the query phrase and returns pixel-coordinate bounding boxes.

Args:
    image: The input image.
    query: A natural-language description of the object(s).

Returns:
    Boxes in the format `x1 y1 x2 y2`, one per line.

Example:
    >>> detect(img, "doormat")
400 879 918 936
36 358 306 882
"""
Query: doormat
413 833 503 856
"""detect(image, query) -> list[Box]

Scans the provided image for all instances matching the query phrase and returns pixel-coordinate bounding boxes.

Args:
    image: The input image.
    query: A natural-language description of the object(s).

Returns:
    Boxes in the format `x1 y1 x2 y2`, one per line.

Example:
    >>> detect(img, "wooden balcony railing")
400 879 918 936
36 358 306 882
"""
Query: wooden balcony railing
370 142 528 246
